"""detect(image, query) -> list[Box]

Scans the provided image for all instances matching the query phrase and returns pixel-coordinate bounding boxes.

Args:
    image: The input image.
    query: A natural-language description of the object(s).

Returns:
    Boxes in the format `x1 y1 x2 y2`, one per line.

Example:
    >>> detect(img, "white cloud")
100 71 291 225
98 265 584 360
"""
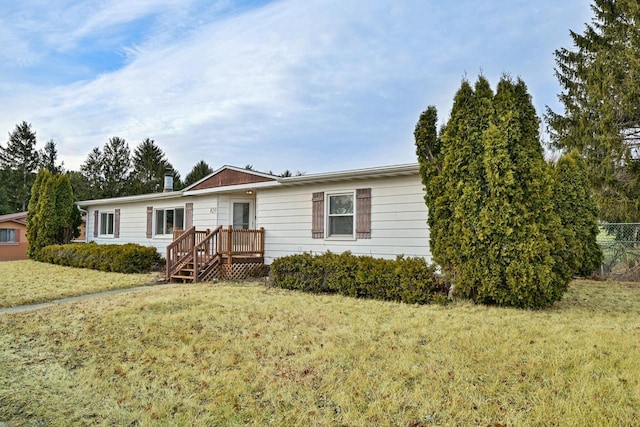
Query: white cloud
0 0 594 176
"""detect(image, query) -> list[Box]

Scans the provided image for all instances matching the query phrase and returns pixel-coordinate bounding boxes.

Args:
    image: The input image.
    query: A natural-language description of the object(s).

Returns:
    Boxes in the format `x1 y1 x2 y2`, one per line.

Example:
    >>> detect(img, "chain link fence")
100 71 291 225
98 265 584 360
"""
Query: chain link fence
597 223 640 280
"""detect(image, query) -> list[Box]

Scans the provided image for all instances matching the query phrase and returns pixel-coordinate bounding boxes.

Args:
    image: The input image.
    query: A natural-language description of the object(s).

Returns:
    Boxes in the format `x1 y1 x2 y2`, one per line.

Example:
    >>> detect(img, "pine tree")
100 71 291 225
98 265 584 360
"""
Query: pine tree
184 160 214 187
416 76 572 309
40 139 64 174
80 147 104 199
0 121 40 211
131 138 173 194
546 0 640 221
102 137 131 198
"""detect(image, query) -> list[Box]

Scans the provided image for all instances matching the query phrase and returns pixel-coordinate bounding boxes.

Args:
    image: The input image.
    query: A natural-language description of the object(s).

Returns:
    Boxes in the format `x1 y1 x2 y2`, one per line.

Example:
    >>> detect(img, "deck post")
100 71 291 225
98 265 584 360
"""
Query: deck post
227 225 233 265
259 227 265 257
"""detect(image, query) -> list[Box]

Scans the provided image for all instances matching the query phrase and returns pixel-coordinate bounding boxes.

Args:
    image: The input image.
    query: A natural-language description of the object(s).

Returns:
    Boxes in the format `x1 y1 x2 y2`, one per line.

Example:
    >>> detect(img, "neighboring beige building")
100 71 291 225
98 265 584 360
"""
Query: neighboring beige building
0 212 28 261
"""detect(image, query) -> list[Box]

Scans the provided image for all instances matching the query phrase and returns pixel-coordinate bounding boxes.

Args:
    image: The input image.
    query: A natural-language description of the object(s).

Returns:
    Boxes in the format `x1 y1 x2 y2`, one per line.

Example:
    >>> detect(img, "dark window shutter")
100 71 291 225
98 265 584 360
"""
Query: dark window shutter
93 210 99 238
312 192 324 239
356 188 371 239
185 203 193 229
114 209 121 238
146 207 153 238
15 228 20 243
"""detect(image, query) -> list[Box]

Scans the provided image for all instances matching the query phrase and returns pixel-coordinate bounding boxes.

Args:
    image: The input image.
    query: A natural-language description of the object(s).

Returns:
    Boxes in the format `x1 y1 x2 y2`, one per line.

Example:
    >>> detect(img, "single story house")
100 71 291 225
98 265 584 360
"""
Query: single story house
76 163 431 282
0 211 28 261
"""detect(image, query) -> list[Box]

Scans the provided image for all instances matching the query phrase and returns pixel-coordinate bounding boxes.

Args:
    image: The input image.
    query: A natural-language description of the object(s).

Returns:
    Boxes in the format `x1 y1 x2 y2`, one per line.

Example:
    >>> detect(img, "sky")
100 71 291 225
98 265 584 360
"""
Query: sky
0 0 594 177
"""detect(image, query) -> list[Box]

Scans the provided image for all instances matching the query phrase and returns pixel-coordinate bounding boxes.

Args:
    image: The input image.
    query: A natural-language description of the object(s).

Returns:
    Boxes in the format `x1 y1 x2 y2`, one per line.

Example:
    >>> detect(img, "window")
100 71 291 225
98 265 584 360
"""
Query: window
0 228 16 243
233 202 251 229
99 212 114 236
312 189 371 240
328 193 354 237
155 207 184 235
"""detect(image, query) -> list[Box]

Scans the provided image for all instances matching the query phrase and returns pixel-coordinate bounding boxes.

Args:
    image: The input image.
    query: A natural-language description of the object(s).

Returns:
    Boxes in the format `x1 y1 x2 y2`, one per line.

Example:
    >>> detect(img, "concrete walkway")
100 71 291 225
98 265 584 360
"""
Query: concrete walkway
0 283 180 315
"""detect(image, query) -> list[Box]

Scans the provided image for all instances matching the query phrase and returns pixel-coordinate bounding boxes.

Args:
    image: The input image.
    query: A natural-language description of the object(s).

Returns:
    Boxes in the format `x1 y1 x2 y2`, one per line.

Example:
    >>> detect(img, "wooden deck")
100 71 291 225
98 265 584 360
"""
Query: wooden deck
166 226 265 283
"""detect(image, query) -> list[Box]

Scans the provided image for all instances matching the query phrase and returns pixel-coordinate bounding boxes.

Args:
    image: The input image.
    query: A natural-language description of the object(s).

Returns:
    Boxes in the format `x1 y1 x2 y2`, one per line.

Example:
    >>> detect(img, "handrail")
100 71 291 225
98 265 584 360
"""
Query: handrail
193 225 223 281
166 226 196 280
167 225 265 282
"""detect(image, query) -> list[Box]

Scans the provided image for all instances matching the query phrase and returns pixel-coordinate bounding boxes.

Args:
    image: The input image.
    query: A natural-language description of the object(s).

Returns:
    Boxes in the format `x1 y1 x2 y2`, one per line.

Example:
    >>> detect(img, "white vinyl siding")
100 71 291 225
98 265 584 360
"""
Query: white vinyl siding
85 195 220 255
257 174 430 264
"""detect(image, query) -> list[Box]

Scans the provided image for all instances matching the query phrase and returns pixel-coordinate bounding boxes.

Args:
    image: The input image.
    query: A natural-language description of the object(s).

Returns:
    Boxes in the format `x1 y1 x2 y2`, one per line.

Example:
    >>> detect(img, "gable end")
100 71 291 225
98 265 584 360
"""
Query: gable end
190 169 276 190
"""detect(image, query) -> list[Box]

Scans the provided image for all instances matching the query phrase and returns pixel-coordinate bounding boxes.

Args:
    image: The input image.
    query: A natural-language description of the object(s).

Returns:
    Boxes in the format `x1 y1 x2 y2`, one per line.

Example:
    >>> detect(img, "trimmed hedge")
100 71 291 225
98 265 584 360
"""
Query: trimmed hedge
37 242 162 274
269 251 449 304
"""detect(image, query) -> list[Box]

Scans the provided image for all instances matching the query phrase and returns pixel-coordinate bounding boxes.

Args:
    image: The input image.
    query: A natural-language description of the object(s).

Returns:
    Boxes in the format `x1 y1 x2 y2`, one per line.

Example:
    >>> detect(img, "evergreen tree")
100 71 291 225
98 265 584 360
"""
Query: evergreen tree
80 147 105 199
40 139 64 174
27 169 81 259
131 138 172 194
26 168 47 258
0 169 11 214
416 76 571 309
66 170 92 202
546 0 640 221
102 137 131 198
53 174 81 243
184 160 213 187
414 105 442 259
553 150 604 277
0 121 40 211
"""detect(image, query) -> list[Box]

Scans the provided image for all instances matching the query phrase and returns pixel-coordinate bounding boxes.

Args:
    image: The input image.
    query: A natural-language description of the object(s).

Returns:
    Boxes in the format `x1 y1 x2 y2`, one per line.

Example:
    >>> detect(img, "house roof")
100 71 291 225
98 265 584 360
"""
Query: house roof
76 163 421 206
0 211 27 225
277 163 420 186
77 190 184 208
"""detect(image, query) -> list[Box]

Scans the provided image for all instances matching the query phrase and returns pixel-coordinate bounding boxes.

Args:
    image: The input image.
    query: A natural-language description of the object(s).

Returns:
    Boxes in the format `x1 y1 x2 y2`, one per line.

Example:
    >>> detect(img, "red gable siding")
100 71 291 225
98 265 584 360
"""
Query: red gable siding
190 169 275 190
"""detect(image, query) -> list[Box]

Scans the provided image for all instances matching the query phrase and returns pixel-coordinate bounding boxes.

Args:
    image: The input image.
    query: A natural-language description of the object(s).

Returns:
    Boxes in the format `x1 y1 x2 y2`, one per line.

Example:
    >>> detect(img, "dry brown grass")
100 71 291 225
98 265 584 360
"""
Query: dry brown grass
0 260 159 308
0 279 639 426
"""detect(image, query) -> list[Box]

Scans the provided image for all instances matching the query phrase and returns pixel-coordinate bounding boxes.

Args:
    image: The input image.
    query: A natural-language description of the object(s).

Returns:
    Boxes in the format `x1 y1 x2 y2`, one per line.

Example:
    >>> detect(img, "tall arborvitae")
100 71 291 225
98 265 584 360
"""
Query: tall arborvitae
553 150 603 277
413 105 441 245
27 169 81 259
417 75 572 309
26 169 48 258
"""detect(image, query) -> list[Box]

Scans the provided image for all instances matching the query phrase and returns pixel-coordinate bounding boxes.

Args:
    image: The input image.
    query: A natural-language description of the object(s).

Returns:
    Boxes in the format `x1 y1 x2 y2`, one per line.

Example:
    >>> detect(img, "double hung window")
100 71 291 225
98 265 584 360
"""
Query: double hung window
328 193 354 237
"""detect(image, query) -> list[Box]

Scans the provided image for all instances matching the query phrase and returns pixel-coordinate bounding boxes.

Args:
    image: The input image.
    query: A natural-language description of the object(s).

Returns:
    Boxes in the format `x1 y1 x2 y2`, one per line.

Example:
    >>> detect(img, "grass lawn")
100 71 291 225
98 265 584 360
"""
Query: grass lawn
1 279 639 426
0 260 161 308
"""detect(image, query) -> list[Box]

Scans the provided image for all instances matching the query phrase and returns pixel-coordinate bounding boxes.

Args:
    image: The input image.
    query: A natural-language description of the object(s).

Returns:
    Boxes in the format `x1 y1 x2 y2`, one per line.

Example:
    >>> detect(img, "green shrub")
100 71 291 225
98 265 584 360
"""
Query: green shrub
37 242 162 273
269 251 448 305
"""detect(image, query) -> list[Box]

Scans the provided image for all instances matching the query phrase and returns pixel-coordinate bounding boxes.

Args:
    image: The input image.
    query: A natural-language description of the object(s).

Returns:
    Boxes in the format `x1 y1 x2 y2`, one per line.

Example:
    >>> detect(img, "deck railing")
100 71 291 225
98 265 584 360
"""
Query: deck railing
166 226 210 280
219 226 265 261
166 226 265 281
192 225 223 280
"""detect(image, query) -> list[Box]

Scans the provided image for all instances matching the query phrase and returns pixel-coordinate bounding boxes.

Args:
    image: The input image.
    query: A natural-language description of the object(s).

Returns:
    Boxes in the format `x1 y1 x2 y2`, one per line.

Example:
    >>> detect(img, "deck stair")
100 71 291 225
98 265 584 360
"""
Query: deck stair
166 225 264 283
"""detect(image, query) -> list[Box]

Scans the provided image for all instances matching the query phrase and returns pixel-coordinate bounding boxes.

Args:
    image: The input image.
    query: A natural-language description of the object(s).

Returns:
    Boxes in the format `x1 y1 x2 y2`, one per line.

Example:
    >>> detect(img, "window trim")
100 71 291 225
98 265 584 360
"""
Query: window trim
325 191 356 240
154 206 185 237
99 211 115 237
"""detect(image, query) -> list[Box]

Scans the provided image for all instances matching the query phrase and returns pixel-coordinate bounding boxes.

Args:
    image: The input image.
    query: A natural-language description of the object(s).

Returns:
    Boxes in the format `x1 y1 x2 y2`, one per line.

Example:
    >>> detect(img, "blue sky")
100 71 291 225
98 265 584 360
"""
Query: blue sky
0 0 592 177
